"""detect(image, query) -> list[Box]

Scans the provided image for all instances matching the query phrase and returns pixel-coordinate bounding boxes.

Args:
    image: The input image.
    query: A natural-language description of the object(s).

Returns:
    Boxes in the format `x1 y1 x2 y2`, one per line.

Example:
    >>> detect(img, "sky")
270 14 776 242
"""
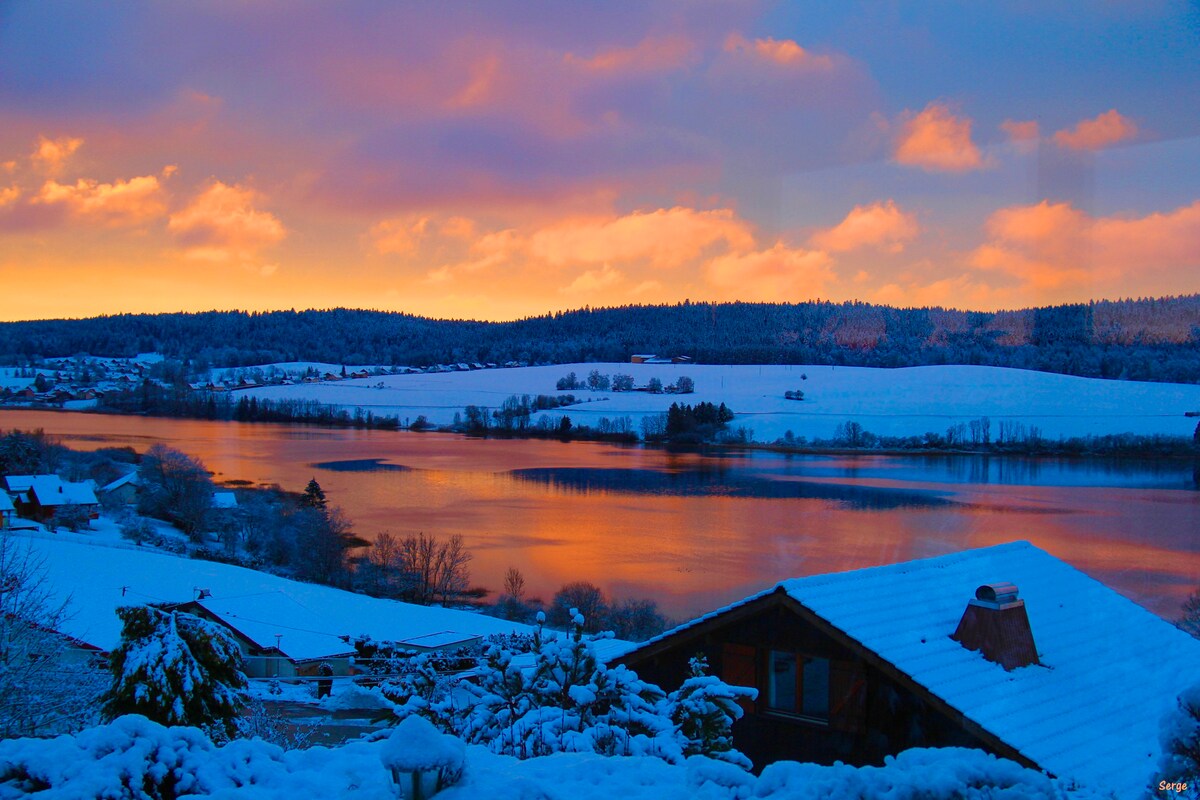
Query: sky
0 1 1197 322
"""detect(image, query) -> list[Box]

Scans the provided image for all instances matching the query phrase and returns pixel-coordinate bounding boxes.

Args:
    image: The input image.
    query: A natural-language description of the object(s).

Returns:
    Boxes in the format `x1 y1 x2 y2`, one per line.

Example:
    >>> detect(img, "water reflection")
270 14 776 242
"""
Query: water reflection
2 408 1197 620
510 467 954 509
311 458 413 473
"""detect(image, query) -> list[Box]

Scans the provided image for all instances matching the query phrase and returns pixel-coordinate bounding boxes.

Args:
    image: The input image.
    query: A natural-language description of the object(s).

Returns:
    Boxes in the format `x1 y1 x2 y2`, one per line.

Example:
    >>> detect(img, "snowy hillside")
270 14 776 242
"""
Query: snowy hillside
240 362 1200 442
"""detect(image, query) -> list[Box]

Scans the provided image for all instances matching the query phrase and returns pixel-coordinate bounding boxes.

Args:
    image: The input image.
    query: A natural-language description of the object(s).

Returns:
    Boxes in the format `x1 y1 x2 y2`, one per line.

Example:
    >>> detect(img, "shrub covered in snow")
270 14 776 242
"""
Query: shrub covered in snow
383 614 754 768
1157 681 1200 798
102 605 249 740
0 716 1110 800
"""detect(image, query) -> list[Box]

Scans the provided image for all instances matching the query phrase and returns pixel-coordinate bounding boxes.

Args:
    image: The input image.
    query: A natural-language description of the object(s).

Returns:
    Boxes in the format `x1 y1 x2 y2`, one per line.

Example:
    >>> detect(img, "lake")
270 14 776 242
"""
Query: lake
4 408 1198 622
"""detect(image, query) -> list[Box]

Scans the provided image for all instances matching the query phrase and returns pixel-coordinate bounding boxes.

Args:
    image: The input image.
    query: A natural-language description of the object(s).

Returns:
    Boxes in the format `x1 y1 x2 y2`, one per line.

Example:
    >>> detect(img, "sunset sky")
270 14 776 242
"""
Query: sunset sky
1 2 1197 322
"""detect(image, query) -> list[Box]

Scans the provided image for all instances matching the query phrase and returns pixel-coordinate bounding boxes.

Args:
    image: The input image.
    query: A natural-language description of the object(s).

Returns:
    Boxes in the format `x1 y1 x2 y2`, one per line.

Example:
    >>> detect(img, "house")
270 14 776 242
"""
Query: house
0 491 15 528
98 471 140 505
630 354 657 363
26 535 538 681
349 369 370 379
4 475 100 521
614 541 1200 799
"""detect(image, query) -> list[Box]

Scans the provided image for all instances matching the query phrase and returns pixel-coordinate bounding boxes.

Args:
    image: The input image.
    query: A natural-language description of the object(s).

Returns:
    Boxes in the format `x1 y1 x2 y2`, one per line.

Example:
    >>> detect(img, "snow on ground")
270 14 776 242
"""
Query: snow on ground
0 715 1112 800
13 530 531 658
240 362 1200 442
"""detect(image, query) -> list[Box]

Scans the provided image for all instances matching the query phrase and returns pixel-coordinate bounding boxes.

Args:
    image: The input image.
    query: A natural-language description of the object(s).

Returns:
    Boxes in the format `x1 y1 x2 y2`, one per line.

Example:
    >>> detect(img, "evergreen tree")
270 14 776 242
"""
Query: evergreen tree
102 605 248 739
300 477 328 509
667 655 756 768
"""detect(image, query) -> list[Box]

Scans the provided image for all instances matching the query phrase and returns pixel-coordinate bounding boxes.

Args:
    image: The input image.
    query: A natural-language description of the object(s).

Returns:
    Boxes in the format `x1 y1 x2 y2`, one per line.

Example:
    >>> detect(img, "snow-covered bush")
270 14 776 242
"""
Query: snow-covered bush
667 656 756 770
0 716 1108 800
388 613 753 768
102 605 249 740
1156 681 1200 798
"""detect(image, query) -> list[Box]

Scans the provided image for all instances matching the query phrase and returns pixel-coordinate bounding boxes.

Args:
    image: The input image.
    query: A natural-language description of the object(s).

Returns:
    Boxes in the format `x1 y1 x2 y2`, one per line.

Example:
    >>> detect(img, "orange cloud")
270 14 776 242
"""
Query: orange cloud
972 199 1200 294
34 175 167 227
369 215 431 256
1053 109 1138 151
30 135 84 176
565 35 695 74
0 186 19 208
706 242 835 301
168 181 285 265
894 103 987 173
560 265 625 295
722 33 834 70
527 207 755 269
1001 119 1040 142
810 200 919 253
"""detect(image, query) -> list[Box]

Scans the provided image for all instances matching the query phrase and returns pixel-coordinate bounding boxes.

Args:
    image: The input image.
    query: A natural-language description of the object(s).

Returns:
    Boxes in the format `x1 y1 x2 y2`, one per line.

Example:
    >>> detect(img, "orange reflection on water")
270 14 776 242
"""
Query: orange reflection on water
3 409 1198 620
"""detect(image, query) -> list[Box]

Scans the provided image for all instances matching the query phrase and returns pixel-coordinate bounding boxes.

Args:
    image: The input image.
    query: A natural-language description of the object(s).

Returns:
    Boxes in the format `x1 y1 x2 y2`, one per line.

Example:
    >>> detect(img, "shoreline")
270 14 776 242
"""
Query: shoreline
3 403 1198 463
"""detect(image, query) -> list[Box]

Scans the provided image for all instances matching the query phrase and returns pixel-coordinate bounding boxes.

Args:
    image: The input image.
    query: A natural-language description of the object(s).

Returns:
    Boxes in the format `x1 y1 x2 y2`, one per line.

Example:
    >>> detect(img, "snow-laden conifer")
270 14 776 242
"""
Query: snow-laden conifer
101 605 249 739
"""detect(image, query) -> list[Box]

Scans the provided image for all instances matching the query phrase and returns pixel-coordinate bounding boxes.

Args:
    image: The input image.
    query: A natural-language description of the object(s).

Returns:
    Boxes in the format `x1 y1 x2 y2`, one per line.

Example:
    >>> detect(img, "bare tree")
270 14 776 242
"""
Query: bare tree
0 537 105 737
503 567 526 602
390 533 473 605
138 444 214 540
549 581 609 633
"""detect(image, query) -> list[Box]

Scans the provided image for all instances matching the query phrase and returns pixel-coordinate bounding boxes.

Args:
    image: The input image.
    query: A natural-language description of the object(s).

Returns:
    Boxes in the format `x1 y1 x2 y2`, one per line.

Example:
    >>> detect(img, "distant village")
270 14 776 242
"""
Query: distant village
0 352 694 408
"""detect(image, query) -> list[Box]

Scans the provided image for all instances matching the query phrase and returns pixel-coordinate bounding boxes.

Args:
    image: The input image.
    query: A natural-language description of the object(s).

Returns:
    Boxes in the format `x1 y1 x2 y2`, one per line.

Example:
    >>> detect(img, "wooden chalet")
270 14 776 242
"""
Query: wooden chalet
3 475 99 522
614 541 1200 798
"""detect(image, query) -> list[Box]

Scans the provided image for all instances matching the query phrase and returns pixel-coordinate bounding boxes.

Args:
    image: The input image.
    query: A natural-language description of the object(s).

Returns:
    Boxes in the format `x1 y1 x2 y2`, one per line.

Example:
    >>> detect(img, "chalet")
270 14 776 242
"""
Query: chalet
614 541 1200 799
98 471 140 505
350 369 370 379
630 354 657 363
4 475 100 521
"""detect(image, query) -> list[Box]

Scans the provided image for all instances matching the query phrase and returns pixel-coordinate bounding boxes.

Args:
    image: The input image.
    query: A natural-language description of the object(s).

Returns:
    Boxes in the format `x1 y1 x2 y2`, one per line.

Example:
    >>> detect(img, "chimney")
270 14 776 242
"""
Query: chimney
951 582 1039 670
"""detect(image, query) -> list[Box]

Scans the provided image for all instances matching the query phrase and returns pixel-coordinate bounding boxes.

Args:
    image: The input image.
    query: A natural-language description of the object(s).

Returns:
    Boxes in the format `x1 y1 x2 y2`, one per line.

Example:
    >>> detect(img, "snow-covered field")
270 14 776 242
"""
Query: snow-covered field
241 362 1200 442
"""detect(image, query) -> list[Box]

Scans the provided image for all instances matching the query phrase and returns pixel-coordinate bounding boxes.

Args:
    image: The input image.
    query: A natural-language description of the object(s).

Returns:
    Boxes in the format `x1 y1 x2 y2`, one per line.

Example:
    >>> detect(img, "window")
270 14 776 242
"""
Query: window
767 650 830 721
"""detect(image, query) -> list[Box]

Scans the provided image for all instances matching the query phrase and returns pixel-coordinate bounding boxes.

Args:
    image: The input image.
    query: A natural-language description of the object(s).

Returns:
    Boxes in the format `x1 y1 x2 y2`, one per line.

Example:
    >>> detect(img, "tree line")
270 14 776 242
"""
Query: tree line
3 296 1200 383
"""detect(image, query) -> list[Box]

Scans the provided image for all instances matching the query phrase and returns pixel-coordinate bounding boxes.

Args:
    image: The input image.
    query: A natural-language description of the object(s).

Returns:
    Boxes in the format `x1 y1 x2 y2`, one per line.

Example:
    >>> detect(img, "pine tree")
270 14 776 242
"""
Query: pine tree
300 477 328 509
102 605 248 739
667 655 756 768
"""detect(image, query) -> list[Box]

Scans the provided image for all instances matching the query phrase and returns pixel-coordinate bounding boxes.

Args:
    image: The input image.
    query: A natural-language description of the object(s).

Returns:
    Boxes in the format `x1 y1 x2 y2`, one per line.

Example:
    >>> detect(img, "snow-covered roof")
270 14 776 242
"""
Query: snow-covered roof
100 472 139 493
21 475 99 507
394 631 481 651
4 475 40 493
635 541 1199 798
20 533 533 664
0 492 14 513
211 491 238 509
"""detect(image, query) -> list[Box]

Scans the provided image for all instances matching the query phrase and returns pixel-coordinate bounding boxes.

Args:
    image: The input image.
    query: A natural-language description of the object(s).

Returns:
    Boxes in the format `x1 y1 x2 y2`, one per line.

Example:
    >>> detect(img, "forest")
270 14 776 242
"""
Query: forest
2 295 1200 383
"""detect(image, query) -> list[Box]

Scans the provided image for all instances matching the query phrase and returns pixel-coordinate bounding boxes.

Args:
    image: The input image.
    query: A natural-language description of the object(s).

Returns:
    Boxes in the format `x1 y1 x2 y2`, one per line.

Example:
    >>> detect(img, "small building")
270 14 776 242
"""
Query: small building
0 491 15 528
98 472 141 505
630 354 658 363
349 369 370 379
614 541 1200 799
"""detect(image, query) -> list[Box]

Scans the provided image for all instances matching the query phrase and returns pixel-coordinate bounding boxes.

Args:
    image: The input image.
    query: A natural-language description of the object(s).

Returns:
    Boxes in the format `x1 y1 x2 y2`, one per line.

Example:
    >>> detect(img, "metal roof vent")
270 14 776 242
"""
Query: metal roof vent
951 582 1039 670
